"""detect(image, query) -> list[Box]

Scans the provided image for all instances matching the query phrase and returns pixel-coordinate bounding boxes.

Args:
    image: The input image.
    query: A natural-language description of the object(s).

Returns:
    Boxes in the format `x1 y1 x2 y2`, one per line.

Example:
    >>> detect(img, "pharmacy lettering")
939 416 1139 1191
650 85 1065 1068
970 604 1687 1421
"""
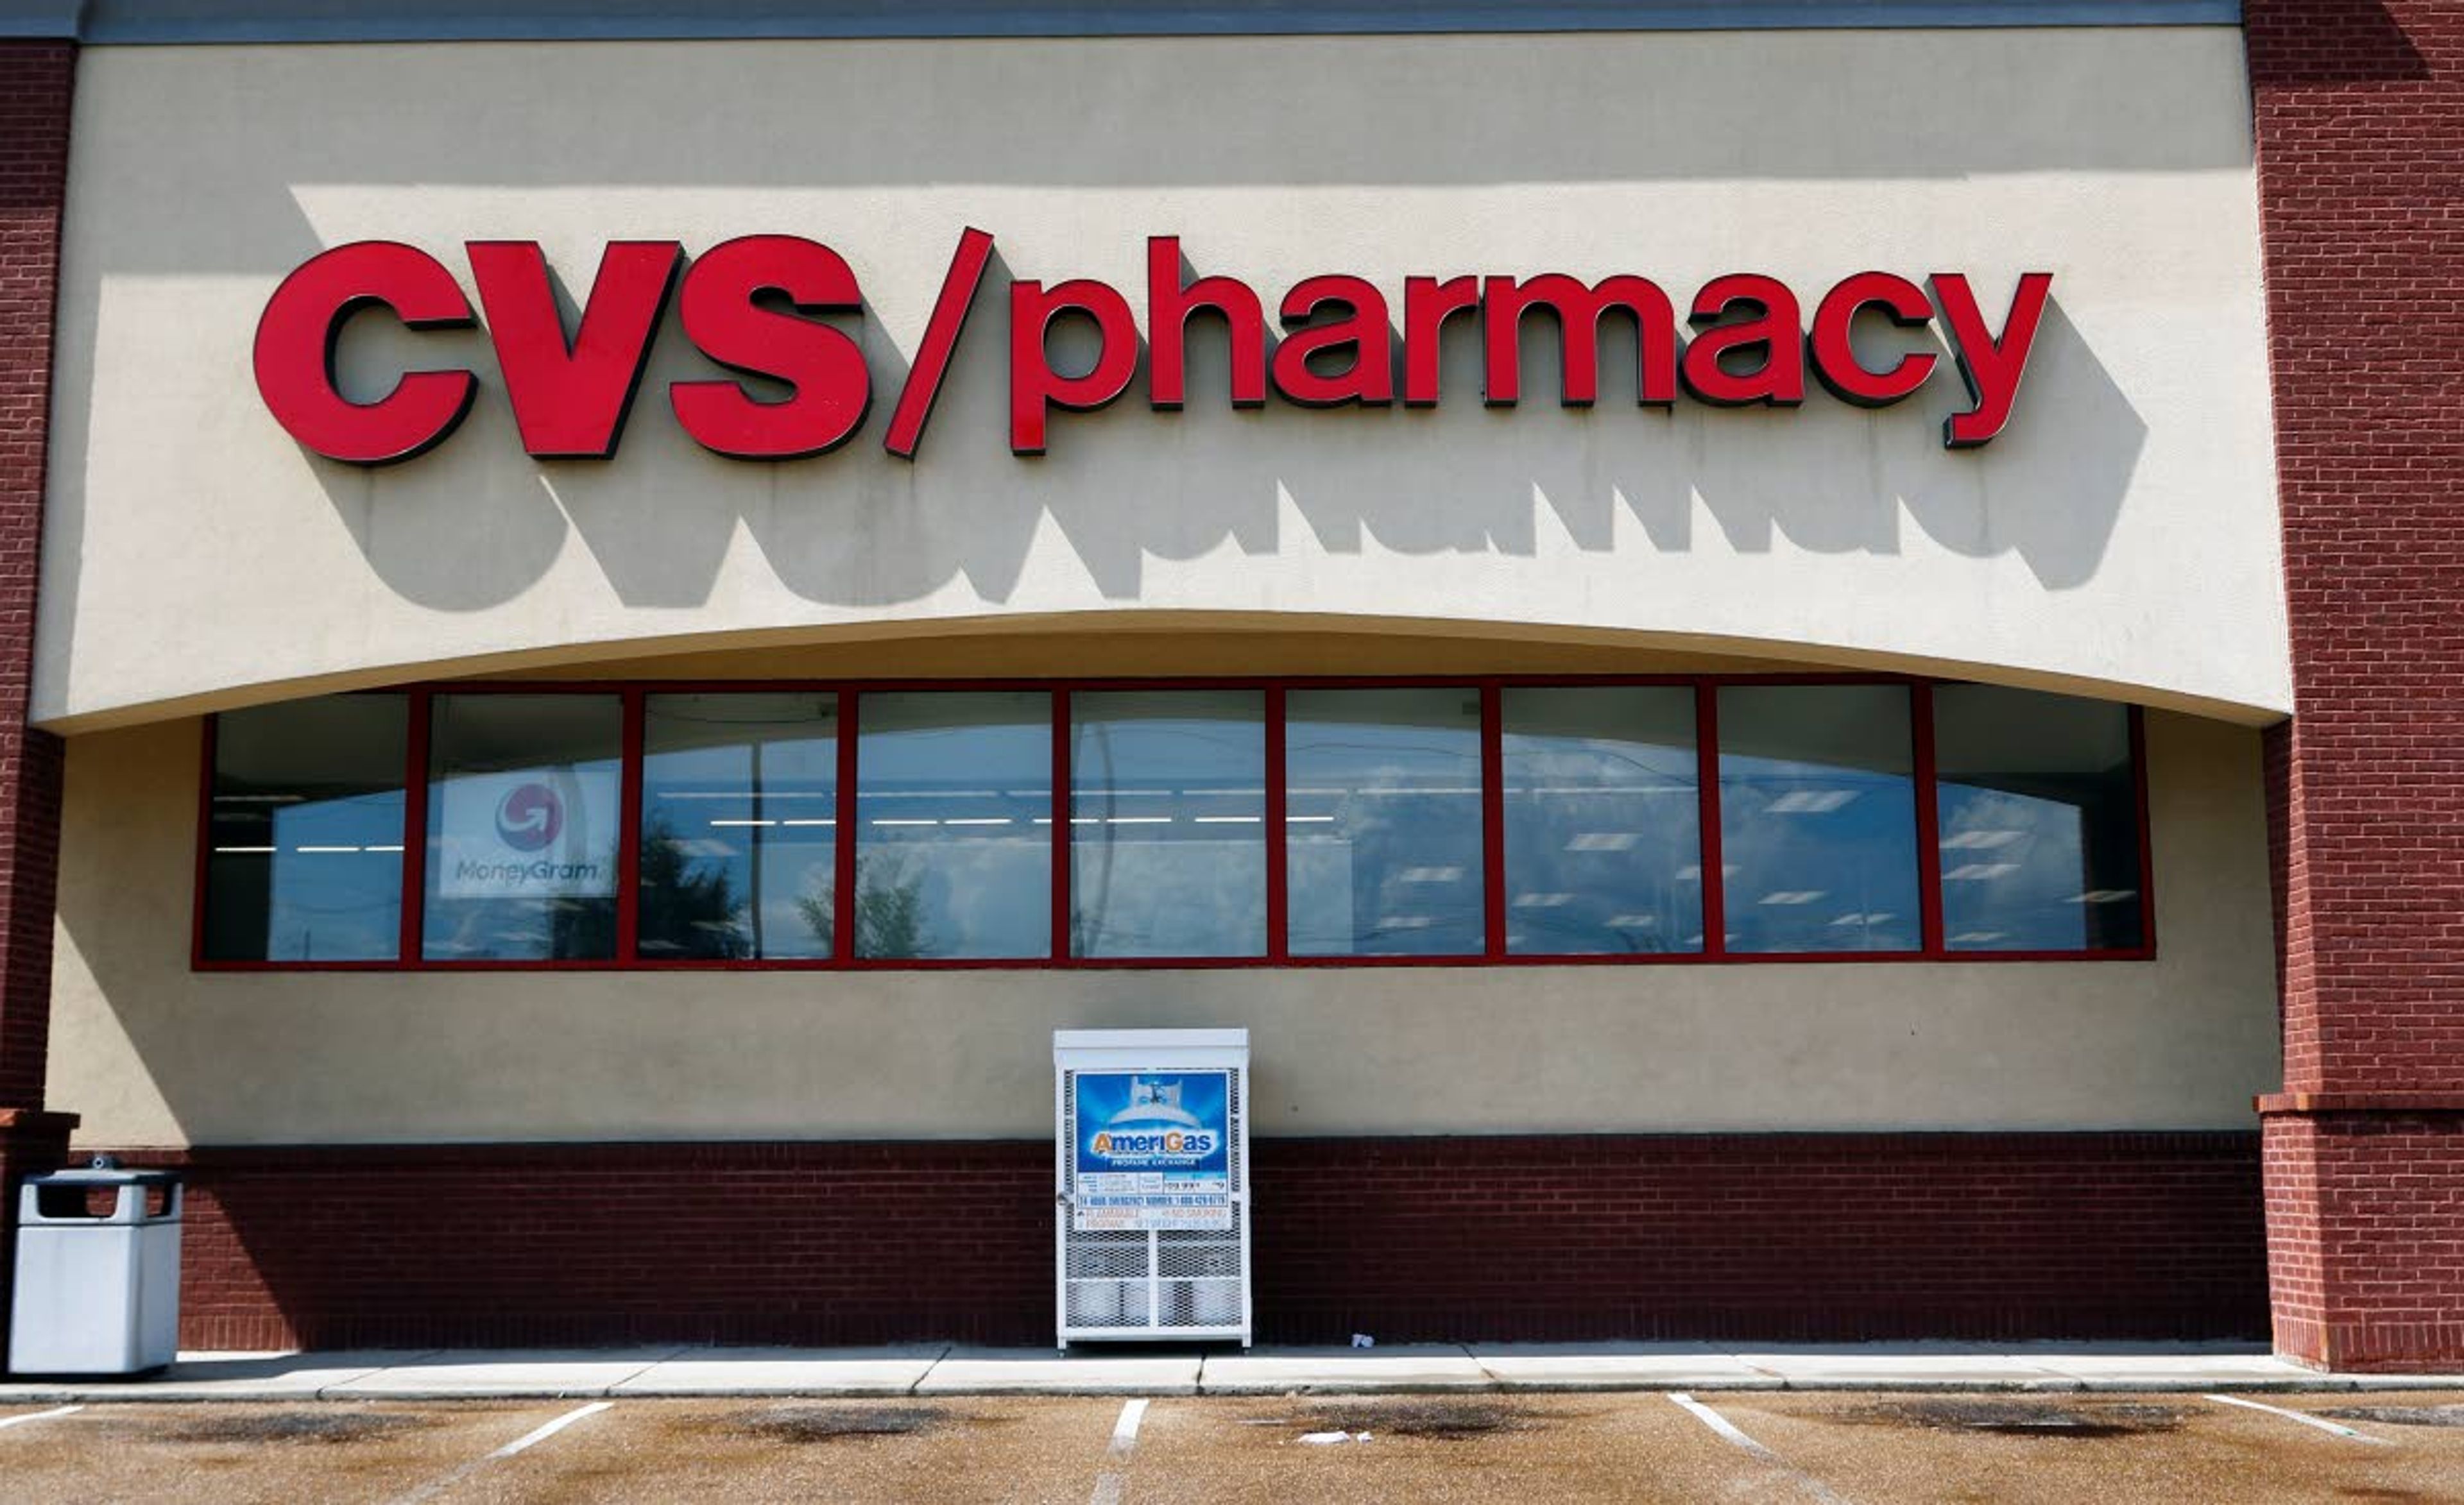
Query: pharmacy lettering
252 228 2053 466
1072 1071 1234 1233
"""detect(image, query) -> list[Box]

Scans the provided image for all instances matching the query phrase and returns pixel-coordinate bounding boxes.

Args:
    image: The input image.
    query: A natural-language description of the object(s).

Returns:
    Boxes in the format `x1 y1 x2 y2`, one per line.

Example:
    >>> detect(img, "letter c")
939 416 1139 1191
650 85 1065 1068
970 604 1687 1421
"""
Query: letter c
253 241 478 465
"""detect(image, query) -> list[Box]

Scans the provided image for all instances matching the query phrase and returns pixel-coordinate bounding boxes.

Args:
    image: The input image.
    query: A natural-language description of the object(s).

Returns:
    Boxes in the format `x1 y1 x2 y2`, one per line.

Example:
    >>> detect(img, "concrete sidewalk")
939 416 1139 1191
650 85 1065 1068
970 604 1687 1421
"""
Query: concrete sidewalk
1 1342 2460 1402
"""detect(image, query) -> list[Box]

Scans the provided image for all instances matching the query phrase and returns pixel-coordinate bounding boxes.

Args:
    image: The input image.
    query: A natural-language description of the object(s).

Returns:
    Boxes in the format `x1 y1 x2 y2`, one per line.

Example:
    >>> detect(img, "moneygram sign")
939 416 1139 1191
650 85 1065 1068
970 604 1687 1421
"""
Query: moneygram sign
436 768 617 901
252 230 2053 467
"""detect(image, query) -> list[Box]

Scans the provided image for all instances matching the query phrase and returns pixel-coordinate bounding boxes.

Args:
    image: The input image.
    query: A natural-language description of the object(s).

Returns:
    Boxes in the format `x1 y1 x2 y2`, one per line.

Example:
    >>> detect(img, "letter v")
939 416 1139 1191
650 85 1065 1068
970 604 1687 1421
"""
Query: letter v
470 240 683 458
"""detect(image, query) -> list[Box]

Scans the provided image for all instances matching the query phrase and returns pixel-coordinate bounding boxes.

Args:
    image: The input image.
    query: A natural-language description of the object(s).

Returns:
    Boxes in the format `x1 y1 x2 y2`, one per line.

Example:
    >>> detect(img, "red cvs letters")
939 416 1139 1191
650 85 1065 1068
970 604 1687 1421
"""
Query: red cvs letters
252 233 2054 465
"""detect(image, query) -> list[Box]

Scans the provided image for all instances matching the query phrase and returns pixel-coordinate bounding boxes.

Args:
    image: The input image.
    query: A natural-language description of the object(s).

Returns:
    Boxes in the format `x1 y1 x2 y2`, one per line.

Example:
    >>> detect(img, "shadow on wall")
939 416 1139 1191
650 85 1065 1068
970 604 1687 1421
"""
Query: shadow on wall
2245 0 2429 87
40 30 2178 669
304 278 2143 612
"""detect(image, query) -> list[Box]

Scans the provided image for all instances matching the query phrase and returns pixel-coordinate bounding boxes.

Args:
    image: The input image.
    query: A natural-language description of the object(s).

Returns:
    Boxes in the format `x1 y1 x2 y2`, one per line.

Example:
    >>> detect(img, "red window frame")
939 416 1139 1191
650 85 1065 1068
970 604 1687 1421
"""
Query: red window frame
191 673 2158 972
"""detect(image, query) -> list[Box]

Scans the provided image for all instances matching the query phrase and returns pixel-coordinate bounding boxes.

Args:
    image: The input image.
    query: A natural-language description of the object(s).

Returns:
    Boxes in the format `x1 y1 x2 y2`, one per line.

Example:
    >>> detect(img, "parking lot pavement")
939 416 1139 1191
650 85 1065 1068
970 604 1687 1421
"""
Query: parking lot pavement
462 1397 1127 1504
1125 1392 1787 1504
1714 1390 2464 1505
3 1391 2463 1502
0 1400 588 1505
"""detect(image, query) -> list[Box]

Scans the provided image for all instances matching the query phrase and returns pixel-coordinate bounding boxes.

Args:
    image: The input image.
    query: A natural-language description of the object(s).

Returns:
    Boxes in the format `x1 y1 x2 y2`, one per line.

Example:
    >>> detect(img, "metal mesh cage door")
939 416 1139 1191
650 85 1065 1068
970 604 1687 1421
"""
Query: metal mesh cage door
1054 1035 1251 1348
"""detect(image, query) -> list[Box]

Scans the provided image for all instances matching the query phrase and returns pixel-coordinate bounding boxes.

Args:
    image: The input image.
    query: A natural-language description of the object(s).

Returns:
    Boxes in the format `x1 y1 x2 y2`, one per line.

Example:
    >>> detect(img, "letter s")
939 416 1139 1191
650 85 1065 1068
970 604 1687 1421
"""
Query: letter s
671 235 871 459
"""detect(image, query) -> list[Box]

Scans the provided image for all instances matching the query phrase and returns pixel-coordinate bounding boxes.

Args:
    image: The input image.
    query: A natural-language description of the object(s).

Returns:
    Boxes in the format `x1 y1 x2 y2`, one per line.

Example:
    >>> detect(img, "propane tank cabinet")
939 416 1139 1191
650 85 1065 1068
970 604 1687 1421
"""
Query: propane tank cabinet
1054 1028 1251 1348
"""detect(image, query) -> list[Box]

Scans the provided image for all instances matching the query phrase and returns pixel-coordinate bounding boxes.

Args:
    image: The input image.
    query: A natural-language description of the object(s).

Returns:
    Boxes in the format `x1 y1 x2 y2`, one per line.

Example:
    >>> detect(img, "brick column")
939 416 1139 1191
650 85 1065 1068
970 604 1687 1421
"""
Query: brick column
2246 1 2464 1371
0 38 78 1368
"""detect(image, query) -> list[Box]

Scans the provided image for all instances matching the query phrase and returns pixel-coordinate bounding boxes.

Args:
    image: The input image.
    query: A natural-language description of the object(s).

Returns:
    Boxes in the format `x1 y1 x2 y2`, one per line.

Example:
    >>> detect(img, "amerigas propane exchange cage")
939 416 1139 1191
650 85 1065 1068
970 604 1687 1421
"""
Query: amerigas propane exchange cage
1054 1029 1251 1348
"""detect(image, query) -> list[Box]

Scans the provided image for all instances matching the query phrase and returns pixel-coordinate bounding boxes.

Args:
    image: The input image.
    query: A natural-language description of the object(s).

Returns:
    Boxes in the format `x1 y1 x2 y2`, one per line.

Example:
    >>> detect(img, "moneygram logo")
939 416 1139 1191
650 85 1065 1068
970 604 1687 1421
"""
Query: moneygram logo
494 782 563 853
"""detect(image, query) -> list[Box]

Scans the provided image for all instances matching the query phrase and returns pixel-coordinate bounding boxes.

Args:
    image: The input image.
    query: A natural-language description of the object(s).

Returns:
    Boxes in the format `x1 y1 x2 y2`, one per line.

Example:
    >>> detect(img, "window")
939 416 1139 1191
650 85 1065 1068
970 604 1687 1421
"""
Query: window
202 695 407 962
854 691 1051 960
640 693 839 960
201 676 2150 969
1717 685 1921 953
1934 686 2145 951
423 693 623 962
1071 690 1267 958
1286 687 1485 956
1502 686 1701 955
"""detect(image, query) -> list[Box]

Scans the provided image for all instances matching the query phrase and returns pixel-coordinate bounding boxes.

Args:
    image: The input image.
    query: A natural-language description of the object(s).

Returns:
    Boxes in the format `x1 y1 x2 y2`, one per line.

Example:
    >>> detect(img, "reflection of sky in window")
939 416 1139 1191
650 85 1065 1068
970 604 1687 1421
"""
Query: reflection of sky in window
1935 687 2141 951
857 692 1050 958
1072 692 1267 958
641 695 836 960
1718 686 1919 953
1503 687 1700 955
206 695 408 963
253 792 404 960
1287 689 1484 956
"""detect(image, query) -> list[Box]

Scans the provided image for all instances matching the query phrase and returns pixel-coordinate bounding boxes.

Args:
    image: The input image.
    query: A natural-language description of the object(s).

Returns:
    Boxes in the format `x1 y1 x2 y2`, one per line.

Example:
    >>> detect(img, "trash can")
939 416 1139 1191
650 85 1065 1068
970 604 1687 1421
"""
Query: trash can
8 1157 182 1376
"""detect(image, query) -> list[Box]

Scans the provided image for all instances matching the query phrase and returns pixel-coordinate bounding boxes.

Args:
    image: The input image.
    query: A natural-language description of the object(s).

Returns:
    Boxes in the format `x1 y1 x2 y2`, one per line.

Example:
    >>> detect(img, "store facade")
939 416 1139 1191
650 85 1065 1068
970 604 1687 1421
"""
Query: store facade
0 1 2455 1370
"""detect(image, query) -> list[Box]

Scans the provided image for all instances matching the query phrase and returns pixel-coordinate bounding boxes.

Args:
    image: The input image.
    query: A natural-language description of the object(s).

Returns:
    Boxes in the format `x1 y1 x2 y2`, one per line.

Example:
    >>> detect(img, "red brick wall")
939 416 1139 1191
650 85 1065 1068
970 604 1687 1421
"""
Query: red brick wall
105 1134 2264 1350
2246 0 2464 1369
0 39 77 1371
0 41 72 1112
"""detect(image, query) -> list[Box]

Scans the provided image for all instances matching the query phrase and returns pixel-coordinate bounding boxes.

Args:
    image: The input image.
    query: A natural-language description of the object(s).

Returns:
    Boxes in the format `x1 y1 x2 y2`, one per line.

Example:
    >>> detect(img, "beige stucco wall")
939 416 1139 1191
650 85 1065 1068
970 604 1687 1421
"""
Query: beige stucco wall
39 28 2289 731
48 685 2280 1148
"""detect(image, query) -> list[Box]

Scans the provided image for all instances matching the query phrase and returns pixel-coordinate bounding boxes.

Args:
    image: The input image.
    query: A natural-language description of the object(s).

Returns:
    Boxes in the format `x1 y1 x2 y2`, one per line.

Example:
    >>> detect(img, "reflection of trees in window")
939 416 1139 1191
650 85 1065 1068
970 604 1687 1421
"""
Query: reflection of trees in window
795 850 930 959
636 813 751 960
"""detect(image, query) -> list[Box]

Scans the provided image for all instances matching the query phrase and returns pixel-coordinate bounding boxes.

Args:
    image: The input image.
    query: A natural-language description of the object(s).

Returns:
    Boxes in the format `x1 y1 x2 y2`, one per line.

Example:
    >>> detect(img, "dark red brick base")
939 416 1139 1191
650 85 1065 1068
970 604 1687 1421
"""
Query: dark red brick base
92 1133 2264 1352
2264 1109 2464 1372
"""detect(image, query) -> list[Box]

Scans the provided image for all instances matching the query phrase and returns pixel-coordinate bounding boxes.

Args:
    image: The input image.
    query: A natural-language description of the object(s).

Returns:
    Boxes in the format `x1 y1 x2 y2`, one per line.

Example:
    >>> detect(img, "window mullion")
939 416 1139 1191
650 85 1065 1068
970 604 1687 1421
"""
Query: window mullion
1913 681 1946 958
400 688 431 967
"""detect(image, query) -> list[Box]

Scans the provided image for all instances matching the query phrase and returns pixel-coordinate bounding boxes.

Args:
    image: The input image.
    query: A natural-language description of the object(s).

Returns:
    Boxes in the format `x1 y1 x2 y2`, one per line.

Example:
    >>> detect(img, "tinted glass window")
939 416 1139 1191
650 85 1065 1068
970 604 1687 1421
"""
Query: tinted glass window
1935 687 2144 951
855 692 1051 960
1502 686 1701 955
1717 685 1920 953
1072 690 1267 958
203 696 407 962
424 694 622 961
1287 688 1485 956
640 693 838 960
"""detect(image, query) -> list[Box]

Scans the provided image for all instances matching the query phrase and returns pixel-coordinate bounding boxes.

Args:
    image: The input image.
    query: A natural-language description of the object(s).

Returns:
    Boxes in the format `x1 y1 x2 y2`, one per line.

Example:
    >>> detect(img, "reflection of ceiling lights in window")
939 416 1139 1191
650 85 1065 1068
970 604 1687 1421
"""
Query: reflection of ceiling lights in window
2069 889 2139 904
1382 916 1435 929
1943 862 2021 881
1949 931 2008 944
1192 815 1262 824
1512 892 1575 908
1673 863 1740 880
1401 866 1466 883
1605 914 1659 928
1768 790 1857 814
1829 912 1894 926
1566 832 1639 851
1758 890 1826 905
1942 829 2024 849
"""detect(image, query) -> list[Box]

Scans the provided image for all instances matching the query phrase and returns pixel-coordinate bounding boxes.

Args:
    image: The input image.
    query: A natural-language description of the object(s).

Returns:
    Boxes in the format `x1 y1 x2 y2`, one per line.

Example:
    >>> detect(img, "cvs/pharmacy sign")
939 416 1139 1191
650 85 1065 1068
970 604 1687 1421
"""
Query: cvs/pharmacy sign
253 229 2051 465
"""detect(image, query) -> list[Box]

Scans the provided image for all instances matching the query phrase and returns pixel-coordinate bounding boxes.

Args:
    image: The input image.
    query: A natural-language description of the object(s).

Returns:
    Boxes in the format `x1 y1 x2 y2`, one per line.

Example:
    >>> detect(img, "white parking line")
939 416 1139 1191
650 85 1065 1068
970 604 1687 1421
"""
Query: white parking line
2203 1393 2390 1445
388 1400 615 1505
0 1405 83 1431
490 1400 613 1458
1668 1393 1853 1505
1089 1398 1149 1505
1108 1397 1149 1455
